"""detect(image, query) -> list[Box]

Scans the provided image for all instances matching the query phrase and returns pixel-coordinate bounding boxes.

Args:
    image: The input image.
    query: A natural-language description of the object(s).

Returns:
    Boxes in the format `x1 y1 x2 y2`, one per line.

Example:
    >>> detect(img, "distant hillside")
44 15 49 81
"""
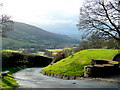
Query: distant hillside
2 22 79 49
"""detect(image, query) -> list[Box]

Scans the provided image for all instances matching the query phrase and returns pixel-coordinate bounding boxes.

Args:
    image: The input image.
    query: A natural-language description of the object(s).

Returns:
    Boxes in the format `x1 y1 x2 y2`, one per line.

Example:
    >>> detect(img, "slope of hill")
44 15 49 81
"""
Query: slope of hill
2 22 79 49
42 49 119 76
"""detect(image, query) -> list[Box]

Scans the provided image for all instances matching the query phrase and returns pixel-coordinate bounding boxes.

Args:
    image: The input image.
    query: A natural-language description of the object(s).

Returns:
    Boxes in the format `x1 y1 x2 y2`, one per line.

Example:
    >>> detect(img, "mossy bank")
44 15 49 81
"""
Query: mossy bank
42 49 120 77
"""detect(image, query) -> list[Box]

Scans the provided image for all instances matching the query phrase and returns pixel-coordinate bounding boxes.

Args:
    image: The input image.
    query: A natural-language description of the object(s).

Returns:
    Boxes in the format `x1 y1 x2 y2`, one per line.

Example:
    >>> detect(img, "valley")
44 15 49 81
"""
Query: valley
2 22 79 50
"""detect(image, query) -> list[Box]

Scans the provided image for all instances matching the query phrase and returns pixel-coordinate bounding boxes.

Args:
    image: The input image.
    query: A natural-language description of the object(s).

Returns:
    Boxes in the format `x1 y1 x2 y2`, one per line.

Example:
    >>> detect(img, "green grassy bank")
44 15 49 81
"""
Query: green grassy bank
0 67 26 89
42 49 120 76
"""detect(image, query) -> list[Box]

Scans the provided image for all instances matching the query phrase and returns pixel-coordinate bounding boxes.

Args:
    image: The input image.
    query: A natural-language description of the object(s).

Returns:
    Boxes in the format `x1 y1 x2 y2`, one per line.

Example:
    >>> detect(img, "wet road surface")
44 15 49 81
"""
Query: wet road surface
13 68 120 88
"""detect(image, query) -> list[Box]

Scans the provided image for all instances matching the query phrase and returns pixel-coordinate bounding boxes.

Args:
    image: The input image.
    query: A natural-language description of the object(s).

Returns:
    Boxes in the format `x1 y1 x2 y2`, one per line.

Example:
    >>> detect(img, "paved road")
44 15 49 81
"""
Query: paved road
13 68 120 88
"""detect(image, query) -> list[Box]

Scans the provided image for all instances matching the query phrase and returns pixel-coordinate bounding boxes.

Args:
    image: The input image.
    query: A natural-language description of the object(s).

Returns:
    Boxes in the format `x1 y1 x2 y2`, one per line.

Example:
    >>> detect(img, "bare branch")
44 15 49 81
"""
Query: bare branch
78 0 120 44
0 14 14 37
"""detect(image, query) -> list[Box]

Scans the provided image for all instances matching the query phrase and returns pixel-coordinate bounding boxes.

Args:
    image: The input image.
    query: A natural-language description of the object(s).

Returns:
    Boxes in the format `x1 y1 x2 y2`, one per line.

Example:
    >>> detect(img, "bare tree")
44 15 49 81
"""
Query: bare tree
77 0 120 47
0 3 13 37
0 15 14 37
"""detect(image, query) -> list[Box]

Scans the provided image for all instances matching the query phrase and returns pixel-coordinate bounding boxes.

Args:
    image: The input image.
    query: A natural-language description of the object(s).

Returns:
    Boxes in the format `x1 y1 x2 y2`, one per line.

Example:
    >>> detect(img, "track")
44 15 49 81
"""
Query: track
13 68 119 88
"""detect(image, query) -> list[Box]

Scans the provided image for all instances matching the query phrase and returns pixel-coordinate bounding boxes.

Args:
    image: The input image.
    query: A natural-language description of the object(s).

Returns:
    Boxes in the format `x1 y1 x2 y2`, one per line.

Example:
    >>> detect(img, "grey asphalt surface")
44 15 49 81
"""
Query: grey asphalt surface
13 68 120 88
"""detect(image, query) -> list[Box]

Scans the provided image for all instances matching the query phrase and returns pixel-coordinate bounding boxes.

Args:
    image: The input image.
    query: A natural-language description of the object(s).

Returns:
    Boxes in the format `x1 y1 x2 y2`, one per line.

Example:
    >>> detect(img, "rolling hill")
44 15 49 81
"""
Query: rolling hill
2 22 79 49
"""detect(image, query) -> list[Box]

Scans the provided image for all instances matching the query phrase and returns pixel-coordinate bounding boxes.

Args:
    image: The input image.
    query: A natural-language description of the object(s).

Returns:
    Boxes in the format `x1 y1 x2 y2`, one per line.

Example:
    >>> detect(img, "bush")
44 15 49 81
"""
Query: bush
51 52 66 64
2 51 52 68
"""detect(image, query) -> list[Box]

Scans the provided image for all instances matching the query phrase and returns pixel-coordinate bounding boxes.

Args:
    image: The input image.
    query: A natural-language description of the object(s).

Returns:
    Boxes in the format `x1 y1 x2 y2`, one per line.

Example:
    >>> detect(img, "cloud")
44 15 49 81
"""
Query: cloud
1 0 83 37
25 18 73 25
2 0 83 23
39 19 72 24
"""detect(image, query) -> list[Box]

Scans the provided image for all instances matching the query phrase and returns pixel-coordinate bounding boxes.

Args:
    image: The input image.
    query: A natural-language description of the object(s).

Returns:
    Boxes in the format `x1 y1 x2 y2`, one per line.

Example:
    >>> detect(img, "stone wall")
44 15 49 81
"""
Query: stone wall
84 59 120 77
41 59 120 79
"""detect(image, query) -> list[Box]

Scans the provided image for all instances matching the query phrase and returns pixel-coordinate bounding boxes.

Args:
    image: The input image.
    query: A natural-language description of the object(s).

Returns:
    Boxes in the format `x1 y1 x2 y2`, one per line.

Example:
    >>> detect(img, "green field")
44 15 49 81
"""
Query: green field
42 49 120 76
46 49 63 55
46 49 63 52
2 49 24 53
46 47 75 55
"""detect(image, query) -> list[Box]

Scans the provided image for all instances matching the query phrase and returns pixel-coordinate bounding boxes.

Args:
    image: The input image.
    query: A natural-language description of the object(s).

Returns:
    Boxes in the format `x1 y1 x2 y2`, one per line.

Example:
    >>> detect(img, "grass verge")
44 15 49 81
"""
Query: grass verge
42 49 120 76
0 67 26 89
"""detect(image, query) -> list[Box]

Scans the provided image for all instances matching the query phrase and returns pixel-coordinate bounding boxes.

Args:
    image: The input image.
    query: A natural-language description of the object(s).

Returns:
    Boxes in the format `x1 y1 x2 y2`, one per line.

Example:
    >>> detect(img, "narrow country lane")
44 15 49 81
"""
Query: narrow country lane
13 68 119 88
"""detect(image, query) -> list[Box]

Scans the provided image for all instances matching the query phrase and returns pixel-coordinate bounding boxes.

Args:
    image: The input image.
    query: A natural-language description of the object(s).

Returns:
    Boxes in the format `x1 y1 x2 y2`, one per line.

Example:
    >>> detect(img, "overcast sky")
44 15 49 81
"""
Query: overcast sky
1 0 84 38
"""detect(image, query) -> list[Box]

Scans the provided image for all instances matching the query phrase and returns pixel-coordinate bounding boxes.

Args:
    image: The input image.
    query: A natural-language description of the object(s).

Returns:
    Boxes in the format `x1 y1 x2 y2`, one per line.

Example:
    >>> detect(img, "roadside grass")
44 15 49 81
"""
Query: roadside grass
1 50 52 89
1 50 26 89
1 74 19 88
1 67 26 89
42 49 120 76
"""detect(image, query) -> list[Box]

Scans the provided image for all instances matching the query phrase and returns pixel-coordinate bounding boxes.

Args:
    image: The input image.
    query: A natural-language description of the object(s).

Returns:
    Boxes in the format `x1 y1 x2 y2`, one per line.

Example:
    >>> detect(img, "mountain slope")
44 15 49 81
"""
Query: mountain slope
3 22 79 49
